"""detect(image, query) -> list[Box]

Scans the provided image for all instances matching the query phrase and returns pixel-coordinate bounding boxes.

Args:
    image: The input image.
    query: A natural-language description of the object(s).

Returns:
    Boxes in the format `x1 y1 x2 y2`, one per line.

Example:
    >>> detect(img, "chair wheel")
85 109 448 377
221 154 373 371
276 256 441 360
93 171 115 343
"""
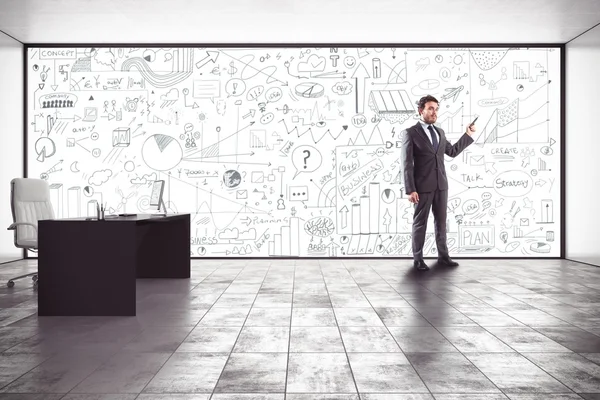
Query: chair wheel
32 275 38 282
7 281 14 288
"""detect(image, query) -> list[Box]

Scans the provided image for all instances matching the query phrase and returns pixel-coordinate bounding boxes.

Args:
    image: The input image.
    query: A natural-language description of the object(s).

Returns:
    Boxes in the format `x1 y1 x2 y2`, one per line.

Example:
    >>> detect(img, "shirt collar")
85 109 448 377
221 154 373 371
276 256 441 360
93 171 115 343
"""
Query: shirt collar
418 120 434 131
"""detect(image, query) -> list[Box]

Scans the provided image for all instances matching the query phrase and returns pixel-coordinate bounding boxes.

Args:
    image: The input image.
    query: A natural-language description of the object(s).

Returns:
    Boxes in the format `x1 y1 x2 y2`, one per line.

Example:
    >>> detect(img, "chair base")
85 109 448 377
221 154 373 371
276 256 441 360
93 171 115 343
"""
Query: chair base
7 272 38 288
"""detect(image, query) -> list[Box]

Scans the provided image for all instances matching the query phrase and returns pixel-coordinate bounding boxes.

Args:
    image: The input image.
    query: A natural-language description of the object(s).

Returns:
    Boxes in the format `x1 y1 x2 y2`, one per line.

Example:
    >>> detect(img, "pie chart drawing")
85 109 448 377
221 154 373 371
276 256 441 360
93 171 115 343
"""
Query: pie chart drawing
35 137 56 162
294 82 324 99
142 134 183 171
530 242 551 253
83 186 94 197
381 188 396 204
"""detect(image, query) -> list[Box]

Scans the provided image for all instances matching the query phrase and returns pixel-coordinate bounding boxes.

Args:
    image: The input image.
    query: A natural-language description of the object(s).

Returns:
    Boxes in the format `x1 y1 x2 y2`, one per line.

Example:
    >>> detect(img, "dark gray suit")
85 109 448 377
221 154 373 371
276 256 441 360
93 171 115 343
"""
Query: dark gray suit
401 122 473 261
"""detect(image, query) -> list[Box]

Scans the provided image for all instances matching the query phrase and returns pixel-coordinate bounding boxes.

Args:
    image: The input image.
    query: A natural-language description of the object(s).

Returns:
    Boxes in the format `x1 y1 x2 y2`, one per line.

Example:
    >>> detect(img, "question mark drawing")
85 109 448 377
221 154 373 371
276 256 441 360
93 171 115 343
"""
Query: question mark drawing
292 145 322 179
303 150 311 169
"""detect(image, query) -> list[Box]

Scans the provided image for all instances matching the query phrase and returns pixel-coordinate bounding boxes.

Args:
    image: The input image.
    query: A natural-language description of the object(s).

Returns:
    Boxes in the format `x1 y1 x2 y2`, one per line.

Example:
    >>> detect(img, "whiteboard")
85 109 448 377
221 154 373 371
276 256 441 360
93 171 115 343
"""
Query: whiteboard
27 46 562 257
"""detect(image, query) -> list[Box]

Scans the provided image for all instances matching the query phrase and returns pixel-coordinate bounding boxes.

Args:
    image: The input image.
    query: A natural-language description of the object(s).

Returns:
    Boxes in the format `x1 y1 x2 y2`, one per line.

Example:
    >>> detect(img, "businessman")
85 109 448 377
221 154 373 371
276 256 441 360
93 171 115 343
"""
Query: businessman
401 95 476 271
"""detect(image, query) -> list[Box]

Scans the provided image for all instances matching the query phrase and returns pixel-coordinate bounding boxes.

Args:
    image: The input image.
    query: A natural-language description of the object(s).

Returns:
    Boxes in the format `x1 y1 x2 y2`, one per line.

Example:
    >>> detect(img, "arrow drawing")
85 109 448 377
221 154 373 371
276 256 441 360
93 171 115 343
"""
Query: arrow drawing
339 205 349 229
351 63 370 114
243 110 256 119
195 51 220 70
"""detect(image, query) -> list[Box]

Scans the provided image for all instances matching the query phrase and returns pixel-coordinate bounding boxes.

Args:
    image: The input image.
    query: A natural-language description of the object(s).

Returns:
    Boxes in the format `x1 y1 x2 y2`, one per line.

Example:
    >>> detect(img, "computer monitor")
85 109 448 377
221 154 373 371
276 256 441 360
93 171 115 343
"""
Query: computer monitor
149 180 166 214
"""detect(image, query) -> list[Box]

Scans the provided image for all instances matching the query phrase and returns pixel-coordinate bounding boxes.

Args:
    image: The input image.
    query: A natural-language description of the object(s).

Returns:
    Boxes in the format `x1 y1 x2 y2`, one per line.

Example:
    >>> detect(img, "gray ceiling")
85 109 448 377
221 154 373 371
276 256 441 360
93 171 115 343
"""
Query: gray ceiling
0 0 599 44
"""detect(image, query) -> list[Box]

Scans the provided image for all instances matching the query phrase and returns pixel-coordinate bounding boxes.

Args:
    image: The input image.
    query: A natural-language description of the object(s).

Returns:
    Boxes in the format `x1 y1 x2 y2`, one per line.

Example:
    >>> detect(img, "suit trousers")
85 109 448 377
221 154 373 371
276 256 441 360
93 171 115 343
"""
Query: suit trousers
411 189 449 261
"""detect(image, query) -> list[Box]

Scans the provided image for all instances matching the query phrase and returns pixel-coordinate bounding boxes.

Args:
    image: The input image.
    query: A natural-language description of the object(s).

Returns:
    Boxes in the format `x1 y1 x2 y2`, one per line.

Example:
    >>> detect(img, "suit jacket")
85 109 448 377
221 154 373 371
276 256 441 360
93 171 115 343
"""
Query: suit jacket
401 122 473 194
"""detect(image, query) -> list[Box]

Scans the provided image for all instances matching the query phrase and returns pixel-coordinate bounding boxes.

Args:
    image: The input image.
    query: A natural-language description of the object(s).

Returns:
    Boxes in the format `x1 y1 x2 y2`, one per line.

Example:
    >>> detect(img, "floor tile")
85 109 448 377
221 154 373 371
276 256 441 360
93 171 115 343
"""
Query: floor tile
290 327 344 352
233 327 289 352
348 353 428 393
214 353 287 393
485 327 572 353
388 326 458 353
522 353 600 393
292 308 336 327
465 352 570 393
339 327 401 352
71 352 170 394
244 308 291 327
333 308 385 327
437 327 515 352
143 353 228 393
176 327 241 352
532 327 600 353
286 353 355 393
406 353 500 393
375 308 432 327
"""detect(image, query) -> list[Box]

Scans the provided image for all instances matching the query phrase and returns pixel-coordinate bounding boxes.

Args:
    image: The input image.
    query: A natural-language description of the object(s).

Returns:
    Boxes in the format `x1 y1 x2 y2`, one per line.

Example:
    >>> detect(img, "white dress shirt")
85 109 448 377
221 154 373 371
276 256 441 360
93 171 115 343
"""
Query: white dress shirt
418 120 440 146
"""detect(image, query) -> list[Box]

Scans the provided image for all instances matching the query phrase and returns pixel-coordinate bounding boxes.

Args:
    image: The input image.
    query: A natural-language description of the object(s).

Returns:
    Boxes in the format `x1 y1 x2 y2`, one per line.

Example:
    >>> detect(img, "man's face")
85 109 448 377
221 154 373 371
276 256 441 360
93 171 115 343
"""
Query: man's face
419 101 439 124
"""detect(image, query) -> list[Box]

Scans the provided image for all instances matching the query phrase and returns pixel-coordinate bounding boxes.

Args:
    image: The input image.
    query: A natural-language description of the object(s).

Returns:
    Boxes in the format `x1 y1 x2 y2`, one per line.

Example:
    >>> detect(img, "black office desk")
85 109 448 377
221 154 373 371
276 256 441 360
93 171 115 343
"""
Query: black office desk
38 214 190 316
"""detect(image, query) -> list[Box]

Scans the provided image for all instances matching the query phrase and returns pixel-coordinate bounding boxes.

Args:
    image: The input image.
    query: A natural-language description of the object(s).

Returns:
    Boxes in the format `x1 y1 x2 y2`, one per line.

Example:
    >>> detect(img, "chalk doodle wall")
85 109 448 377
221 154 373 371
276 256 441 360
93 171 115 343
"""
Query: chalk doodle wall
26 46 561 257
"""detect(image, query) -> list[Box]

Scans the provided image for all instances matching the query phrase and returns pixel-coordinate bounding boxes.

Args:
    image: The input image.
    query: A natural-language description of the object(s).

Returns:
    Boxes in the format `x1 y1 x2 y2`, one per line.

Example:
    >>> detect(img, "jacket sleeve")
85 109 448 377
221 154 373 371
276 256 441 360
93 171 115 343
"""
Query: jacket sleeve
444 132 474 158
401 129 416 194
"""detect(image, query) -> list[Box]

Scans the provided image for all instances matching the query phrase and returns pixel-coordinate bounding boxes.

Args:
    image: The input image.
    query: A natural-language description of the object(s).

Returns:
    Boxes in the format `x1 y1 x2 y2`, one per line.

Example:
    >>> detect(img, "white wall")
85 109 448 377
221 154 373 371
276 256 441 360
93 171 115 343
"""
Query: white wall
566 25 600 266
0 33 23 263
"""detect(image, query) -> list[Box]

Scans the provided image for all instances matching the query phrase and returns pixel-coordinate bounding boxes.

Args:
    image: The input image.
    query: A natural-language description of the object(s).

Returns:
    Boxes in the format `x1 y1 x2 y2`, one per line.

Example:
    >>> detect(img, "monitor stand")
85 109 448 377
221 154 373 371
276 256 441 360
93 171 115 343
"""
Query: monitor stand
152 198 167 217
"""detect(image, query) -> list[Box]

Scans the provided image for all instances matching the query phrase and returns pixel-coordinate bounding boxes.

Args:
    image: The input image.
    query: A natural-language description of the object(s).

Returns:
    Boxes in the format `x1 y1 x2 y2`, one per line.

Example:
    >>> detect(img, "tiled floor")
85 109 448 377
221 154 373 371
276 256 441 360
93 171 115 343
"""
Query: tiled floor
0 258 599 399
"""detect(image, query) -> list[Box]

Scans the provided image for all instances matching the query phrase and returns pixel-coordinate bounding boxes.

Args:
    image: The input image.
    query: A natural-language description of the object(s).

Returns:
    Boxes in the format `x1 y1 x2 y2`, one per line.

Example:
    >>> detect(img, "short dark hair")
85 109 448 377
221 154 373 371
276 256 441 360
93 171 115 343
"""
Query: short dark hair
417 95 439 111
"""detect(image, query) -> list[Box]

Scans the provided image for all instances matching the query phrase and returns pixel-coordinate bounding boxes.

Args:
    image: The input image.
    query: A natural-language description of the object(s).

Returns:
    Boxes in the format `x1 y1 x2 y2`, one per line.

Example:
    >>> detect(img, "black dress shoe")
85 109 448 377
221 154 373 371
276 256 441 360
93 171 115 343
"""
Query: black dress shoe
438 257 459 267
413 260 430 271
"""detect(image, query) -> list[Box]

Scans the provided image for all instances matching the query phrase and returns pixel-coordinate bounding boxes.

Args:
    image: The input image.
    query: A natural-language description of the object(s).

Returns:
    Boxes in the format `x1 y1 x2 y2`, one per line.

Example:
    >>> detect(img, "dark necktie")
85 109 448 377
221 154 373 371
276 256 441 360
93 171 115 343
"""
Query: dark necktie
427 125 439 152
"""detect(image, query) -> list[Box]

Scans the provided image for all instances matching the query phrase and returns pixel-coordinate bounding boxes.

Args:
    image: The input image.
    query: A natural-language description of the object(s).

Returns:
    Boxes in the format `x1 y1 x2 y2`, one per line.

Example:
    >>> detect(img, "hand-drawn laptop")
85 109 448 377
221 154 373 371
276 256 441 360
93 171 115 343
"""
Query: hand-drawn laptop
82 107 98 122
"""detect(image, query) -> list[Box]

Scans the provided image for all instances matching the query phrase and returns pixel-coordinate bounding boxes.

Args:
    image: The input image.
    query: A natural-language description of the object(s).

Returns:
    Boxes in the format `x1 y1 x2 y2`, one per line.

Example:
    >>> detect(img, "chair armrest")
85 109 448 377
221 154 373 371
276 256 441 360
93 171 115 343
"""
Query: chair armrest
7 222 38 233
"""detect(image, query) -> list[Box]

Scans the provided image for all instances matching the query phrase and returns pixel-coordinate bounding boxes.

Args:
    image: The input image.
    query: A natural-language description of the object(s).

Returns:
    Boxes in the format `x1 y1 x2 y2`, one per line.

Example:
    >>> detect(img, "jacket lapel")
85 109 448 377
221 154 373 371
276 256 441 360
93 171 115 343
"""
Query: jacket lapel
413 123 435 153
435 126 445 155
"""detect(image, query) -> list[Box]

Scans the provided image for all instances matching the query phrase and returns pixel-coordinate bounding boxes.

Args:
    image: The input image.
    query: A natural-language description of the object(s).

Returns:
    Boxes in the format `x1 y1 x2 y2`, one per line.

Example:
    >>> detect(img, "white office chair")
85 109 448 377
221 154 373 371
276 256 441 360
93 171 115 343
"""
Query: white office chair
6 178 55 288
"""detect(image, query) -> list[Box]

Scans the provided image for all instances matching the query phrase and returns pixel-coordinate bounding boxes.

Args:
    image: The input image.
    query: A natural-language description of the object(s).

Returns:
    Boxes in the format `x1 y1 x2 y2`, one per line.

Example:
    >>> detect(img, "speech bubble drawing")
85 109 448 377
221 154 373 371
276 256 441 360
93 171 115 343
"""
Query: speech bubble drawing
447 197 461 212
265 87 283 103
462 199 479 215
292 145 322 179
482 192 492 200
351 114 367 128
332 81 353 95
225 78 246 97
193 80 220 102
493 170 534 197
260 112 274 124
246 85 264 101
482 200 491 210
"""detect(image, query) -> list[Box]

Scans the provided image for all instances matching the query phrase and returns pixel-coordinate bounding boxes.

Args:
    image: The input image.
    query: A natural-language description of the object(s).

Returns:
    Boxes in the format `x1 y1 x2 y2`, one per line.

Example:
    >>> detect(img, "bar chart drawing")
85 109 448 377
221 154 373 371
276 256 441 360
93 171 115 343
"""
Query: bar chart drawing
268 217 301 257
513 61 530 80
340 183 388 236
67 186 81 218
250 130 266 148
336 146 397 236
514 225 524 238
87 200 98 218
49 183 64 219
346 234 378 255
